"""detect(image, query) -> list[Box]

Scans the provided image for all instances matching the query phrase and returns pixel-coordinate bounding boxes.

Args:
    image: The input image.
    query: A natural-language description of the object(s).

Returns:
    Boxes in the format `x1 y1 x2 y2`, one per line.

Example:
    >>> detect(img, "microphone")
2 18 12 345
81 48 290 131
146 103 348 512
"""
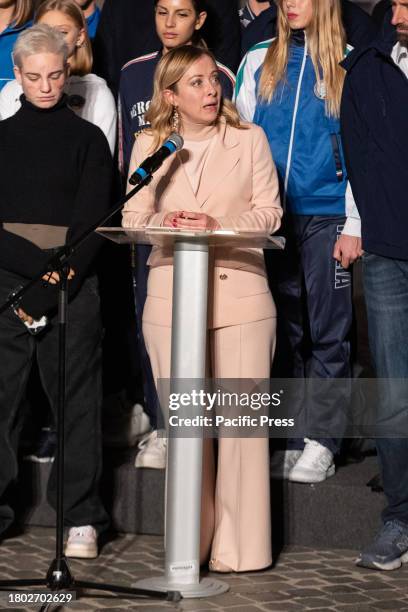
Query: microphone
128 133 184 185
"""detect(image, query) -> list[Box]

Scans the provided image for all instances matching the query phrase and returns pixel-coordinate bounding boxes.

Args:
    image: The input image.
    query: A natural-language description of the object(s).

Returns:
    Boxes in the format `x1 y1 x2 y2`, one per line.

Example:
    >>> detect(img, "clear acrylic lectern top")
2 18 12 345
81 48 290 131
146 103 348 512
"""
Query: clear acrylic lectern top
96 227 285 250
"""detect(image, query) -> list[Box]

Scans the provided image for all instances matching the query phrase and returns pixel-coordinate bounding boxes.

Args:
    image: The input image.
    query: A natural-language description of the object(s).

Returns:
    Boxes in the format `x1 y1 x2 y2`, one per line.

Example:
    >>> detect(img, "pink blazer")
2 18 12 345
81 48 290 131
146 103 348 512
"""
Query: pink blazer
122 120 282 328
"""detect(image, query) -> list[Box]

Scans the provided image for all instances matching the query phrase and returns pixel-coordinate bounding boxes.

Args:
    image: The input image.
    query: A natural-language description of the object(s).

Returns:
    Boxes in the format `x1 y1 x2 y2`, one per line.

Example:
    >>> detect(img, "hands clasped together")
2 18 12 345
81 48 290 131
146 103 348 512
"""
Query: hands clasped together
163 211 220 231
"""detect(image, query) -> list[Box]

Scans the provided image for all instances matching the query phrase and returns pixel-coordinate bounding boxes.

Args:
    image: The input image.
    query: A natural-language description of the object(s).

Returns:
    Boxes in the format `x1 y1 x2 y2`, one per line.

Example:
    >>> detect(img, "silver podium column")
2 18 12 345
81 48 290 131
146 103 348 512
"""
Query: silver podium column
135 239 229 598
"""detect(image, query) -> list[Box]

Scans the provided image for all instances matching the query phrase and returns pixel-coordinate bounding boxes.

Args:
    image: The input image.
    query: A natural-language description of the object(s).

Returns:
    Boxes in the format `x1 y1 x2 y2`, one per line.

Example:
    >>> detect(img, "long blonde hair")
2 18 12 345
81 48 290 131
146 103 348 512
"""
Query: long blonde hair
259 0 346 117
11 0 33 27
35 0 92 76
145 45 244 151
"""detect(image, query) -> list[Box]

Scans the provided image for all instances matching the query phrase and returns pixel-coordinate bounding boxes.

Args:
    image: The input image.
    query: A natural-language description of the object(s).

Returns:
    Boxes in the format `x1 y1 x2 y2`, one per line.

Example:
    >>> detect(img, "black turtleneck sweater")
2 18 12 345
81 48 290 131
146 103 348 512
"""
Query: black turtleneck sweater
0 95 113 318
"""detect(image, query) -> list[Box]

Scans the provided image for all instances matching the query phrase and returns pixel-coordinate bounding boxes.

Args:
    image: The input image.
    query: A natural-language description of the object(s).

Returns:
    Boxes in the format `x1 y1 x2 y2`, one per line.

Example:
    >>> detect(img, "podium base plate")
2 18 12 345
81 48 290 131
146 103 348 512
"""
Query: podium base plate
132 576 229 599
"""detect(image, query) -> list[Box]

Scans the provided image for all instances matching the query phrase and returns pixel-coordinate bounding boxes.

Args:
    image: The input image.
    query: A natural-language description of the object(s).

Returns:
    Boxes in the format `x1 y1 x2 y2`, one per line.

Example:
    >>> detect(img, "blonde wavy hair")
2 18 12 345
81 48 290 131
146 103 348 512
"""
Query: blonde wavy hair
145 45 245 151
259 0 346 117
35 0 93 76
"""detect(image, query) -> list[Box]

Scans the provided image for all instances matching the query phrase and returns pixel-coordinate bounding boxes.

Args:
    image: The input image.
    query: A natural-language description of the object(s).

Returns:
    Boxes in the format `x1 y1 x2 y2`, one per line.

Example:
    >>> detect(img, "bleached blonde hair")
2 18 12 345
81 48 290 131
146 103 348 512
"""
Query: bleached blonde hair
259 0 346 117
13 23 69 67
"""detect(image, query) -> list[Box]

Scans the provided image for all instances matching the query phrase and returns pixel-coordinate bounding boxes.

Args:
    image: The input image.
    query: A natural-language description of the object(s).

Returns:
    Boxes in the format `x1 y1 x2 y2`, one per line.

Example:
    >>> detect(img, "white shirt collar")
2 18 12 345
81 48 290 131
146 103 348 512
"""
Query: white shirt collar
392 41 408 66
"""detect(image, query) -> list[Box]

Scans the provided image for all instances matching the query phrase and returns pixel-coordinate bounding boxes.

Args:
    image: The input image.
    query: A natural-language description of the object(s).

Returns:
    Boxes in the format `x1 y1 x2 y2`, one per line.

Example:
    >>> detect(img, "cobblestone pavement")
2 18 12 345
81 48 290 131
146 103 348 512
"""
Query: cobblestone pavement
0 527 407 611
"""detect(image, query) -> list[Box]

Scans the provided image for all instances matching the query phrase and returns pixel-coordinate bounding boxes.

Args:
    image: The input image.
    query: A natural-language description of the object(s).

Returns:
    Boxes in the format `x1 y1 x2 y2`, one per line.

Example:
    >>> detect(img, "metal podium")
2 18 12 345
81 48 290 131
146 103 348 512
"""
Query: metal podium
97 227 285 599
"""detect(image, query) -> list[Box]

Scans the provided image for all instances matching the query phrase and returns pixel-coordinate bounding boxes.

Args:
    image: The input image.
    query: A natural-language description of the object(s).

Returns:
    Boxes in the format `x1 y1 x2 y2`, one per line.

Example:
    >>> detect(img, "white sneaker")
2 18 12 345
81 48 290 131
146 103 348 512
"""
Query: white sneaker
65 525 98 559
135 430 167 469
270 449 302 479
288 439 335 483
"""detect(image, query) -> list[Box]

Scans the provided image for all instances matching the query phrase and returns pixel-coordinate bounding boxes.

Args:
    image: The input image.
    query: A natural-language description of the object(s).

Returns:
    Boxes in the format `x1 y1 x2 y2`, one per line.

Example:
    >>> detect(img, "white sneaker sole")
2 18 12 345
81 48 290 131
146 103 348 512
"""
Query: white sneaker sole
65 544 98 559
356 549 408 571
23 455 55 463
288 463 335 483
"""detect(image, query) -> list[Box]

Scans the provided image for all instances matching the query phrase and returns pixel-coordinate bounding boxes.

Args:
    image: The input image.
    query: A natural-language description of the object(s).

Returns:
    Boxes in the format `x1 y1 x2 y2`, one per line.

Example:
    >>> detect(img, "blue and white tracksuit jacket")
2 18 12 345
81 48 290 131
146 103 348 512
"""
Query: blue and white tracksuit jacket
119 50 236 174
234 35 361 237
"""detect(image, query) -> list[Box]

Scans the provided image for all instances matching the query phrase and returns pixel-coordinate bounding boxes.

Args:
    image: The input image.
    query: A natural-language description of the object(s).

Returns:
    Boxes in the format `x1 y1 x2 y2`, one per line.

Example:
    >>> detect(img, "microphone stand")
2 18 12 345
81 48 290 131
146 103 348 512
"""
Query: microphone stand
0 173 181 608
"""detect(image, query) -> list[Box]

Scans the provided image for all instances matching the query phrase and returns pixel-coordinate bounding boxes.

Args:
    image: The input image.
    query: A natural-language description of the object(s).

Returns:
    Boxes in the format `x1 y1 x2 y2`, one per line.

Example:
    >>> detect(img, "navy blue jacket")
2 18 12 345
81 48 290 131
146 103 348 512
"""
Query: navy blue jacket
340 25 408 260
372 0 391 28
241 0 378 57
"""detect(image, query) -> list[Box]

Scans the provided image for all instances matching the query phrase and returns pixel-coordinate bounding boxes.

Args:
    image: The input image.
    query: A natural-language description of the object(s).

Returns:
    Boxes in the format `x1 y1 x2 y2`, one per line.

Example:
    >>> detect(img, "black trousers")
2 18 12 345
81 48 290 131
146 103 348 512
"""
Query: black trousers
0 269 109 535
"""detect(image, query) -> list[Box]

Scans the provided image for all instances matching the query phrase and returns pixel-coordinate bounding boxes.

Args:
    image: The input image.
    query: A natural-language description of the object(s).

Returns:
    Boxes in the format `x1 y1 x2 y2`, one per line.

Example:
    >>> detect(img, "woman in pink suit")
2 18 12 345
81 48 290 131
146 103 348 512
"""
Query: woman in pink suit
122 45 282 573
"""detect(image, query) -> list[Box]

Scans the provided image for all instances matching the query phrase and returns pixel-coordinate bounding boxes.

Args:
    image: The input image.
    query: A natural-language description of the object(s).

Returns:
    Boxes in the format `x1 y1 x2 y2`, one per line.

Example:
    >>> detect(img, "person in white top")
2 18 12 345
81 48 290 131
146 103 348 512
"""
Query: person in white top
0 0 116 154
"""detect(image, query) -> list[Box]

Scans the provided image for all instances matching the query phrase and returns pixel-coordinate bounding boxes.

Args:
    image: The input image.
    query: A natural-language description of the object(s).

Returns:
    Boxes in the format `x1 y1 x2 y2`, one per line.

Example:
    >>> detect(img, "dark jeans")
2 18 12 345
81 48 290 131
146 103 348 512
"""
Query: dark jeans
0 269 109 536
266 215 353 455
363 252 408 525
131 245 159 429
